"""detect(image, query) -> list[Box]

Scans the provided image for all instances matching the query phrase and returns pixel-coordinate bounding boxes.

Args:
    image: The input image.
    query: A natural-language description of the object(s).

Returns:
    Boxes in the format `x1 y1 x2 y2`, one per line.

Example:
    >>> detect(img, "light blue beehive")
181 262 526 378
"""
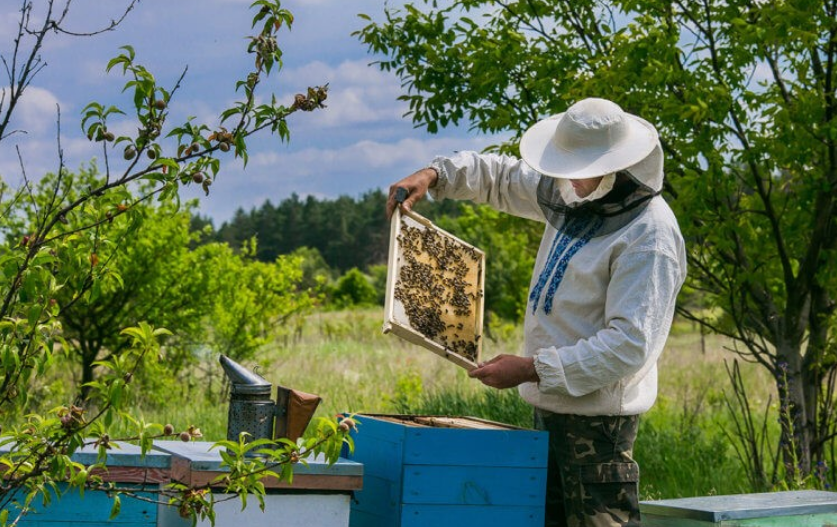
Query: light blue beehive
640 490 837 526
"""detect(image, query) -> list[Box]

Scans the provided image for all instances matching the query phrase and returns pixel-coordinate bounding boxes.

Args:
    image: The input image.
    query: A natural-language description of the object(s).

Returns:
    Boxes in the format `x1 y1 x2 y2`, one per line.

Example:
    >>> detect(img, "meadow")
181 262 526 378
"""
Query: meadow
142 307 775 501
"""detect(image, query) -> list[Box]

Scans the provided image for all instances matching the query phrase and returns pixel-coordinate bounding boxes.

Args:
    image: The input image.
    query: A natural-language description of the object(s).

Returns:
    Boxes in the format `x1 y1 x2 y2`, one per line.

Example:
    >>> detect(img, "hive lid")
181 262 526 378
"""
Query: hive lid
640 490 837 521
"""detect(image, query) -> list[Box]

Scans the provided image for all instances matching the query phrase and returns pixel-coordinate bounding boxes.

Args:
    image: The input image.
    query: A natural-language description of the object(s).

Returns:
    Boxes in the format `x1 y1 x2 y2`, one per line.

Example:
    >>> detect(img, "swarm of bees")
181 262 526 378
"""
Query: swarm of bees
393 219 483 363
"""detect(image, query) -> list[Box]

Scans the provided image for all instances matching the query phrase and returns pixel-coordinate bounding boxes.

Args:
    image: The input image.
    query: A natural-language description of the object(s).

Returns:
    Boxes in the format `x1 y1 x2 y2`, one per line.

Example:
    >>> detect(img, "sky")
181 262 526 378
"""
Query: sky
0 0 498 224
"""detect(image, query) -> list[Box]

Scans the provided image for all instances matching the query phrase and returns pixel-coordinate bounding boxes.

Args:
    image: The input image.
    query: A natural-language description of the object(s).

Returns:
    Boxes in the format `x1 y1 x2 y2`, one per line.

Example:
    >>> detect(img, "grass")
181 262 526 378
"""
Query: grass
111 308 776 499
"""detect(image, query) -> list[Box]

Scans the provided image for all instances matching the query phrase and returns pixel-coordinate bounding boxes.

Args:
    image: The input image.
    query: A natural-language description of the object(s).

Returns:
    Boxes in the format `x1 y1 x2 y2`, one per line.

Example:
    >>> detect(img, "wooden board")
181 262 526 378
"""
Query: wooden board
9 483 161 526
365 414 521 430
153 440 363 491
383 208 485 370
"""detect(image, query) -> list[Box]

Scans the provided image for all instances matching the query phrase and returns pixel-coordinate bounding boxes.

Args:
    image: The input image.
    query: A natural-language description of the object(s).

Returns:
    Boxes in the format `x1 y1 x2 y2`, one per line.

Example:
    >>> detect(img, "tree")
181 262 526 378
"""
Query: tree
0 1 350 524
4 164 315 404
331 267 378 308
210 188 467 274
201 238 316 365
356 0 837 489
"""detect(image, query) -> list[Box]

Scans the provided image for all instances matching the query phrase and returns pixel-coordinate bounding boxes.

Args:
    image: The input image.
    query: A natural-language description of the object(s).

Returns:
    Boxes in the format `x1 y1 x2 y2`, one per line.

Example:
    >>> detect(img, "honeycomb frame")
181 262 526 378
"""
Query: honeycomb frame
383 208 485 370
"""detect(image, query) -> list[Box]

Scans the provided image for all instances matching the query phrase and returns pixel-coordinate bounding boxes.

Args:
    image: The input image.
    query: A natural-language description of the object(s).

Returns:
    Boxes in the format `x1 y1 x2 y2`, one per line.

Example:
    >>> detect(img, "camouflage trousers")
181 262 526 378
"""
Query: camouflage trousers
534 409 641 527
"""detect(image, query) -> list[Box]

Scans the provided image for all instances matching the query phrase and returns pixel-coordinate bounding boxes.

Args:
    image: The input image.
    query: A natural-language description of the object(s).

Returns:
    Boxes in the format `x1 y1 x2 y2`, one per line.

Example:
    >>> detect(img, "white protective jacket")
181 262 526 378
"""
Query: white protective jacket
428 150 687 416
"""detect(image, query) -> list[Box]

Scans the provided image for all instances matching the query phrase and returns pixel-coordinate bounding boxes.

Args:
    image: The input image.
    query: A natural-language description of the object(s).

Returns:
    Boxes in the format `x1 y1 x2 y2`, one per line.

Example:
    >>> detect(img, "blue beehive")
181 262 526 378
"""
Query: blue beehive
2 442 170 526
344 414 548 527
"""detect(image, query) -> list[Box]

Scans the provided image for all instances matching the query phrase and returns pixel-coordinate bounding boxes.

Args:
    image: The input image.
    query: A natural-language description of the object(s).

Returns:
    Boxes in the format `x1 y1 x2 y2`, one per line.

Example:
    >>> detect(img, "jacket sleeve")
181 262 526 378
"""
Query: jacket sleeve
532 247 684 397
427 151 545 222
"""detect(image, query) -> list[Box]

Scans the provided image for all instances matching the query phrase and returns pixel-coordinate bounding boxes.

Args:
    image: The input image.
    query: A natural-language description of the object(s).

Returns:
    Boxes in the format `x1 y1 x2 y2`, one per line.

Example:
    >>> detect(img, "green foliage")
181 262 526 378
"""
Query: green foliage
367 263 389 305
199 238 315 364
1 165 314 409
356 0 837 488
0 1 348 524
636 415 748 499
385 369 425 411
331 268 378 308
289 246 333 293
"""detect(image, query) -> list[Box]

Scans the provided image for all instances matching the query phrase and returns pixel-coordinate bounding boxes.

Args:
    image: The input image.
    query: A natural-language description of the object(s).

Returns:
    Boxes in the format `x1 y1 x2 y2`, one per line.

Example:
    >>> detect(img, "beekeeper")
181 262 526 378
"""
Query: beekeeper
386 97 687 527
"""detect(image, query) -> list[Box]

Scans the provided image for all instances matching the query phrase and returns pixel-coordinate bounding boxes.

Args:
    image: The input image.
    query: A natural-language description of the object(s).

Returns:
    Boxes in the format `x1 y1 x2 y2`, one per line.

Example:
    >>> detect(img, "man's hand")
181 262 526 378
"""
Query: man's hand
468 354 539 389
386 167 438 219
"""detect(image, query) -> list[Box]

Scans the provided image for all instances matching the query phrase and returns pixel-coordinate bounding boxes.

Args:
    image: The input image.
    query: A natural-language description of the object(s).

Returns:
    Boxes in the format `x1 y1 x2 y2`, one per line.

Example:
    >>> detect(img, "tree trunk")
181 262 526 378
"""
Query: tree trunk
78 346 99 402
777 347 812 481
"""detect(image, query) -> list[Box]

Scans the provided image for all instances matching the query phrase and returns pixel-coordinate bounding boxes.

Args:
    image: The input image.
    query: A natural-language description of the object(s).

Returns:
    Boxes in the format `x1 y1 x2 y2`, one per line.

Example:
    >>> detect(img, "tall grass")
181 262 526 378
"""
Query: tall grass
122 308 773 499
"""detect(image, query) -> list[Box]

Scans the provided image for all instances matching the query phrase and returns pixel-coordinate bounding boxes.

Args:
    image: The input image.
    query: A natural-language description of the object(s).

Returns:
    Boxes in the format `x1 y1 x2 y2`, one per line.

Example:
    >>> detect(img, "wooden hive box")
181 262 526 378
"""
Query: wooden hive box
154 440 363 527
640 490 837 526
344 414 548 527
2 442 171 527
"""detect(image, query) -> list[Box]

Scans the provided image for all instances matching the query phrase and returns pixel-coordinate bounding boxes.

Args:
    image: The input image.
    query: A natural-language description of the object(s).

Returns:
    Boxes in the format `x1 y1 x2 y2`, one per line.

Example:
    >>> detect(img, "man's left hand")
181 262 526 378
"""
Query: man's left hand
468 354 539 389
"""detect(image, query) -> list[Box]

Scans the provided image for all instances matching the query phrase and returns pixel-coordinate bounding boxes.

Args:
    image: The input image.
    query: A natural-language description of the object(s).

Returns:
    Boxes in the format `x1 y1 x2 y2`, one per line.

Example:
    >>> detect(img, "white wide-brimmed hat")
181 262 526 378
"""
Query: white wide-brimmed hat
520 98 660 181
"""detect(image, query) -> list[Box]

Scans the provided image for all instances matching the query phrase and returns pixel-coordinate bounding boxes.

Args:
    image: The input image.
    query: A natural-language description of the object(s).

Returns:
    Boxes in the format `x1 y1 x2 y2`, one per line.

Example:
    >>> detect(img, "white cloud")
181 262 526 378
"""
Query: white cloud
250 135 496 178
4 86 62 135
278 59 405 128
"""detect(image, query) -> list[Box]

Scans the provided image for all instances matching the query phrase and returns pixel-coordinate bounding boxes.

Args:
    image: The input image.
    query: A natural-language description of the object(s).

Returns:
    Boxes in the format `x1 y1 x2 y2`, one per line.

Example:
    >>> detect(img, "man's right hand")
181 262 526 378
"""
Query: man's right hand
386 167 438 219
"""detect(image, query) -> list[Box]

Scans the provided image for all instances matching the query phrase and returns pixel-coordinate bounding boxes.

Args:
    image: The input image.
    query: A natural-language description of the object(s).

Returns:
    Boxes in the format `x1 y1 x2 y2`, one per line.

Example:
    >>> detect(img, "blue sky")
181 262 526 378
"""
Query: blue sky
0 0 497 224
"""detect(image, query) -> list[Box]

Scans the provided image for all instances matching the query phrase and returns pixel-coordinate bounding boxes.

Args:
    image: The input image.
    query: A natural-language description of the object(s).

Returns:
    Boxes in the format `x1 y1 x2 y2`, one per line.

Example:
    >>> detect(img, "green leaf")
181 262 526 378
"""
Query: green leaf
109 495 121 520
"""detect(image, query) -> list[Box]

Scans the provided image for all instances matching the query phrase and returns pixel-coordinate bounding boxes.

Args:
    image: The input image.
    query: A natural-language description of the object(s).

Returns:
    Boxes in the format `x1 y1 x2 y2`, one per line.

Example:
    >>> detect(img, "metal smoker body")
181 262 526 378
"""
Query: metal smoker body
219 355 321 445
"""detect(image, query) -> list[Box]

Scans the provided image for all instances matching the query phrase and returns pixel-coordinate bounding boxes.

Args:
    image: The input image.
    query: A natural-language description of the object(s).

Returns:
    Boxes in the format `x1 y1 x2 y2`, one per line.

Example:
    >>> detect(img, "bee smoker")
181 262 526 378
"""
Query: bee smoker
219 355 321 446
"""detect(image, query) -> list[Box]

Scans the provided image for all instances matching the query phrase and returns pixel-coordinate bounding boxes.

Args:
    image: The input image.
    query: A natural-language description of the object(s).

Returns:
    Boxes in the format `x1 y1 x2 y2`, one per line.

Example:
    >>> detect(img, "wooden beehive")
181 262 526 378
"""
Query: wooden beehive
1 443 170 527
383 208 485 370
640 490 837 526
155 440 362 527
344 414 548 527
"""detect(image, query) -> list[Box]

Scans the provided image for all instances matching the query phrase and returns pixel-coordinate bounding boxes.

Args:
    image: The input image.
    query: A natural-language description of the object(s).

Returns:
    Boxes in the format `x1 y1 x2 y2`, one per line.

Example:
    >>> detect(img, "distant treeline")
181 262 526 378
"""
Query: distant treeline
194 190 464 272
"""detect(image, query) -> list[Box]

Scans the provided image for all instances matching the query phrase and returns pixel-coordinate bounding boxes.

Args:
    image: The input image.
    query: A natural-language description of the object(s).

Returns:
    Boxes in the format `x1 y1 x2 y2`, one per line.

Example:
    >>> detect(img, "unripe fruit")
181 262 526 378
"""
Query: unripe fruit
163 424 175 435
123 147 136 160
104 131 115 142
179 431 191 442
191 172 204 184
338 417 356 432
219 142 230 152
154 99 167 110
147 149 157 160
